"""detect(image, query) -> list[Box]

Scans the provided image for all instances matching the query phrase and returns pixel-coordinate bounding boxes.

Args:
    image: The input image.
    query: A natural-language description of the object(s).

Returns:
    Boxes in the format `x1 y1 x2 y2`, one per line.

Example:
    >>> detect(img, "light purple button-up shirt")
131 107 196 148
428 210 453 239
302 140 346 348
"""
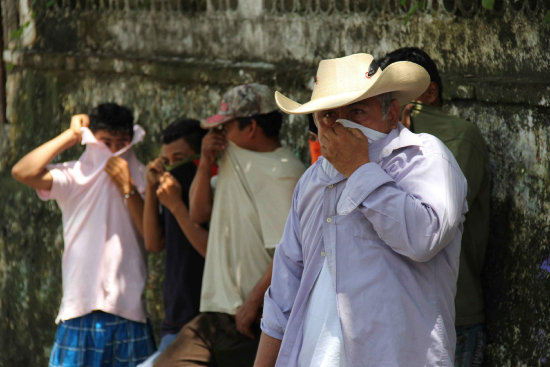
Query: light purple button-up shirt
261 124 468 367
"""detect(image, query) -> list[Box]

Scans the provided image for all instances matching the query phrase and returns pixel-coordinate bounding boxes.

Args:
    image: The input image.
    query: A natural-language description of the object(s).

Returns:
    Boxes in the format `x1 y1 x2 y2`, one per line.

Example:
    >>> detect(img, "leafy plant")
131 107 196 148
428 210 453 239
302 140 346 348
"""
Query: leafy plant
482 0 495 10
401 0 426 25
9 21 30 40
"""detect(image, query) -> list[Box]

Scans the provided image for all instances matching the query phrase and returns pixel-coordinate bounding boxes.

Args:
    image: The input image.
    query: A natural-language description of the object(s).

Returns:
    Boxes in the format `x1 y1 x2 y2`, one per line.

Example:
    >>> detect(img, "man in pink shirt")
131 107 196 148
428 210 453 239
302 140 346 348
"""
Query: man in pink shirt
12 103 154 367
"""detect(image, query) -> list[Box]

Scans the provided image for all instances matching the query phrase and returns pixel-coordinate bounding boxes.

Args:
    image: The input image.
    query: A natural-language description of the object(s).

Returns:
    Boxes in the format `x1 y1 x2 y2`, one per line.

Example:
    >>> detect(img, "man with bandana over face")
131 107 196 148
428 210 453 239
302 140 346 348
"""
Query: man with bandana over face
140 118 213 367
255 54 468 367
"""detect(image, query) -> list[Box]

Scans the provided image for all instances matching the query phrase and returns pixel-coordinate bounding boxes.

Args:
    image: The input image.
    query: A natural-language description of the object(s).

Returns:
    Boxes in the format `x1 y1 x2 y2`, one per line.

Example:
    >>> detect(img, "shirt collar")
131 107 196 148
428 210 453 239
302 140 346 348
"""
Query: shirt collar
374 123 423 161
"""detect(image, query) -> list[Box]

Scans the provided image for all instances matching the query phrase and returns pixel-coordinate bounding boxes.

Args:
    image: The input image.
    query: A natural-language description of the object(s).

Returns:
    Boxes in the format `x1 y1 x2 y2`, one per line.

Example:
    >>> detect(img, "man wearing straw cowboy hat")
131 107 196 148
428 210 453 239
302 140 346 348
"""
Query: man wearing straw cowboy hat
254 53 468 367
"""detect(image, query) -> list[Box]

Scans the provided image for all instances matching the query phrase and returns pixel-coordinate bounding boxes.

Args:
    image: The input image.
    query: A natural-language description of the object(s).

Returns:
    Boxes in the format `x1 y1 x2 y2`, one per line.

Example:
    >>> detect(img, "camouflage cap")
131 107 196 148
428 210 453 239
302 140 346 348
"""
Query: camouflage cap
201 83 278 129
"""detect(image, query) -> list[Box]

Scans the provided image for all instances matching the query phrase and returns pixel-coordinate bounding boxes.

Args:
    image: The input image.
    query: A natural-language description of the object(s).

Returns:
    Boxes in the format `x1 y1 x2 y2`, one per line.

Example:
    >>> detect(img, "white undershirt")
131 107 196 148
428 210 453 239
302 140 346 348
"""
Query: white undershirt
298 259 348 367
302 118 387 365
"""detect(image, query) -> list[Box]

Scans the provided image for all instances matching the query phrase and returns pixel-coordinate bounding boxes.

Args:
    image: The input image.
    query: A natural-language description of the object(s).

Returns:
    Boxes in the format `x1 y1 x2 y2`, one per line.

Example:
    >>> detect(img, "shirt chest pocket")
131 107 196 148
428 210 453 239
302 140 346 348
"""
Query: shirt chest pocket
334 212 387 275
348 212 382 242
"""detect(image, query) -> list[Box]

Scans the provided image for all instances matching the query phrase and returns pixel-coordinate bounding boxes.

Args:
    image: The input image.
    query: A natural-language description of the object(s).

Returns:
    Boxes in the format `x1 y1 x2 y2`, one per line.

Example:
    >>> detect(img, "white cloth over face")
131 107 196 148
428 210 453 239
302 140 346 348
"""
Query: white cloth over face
38 125 148 323
336 118 388 143
321 119 388 178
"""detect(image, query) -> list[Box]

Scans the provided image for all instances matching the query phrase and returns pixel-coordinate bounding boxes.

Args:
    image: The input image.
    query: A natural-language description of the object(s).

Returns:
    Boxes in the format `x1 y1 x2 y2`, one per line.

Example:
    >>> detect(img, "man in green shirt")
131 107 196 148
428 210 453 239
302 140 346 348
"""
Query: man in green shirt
380 47 490 367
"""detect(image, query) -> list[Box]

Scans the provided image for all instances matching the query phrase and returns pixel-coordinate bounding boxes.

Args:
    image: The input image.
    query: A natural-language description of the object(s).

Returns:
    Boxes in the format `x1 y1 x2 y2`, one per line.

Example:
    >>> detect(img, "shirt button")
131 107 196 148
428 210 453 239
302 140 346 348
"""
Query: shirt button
326 217 332 223
328 184 334 189
321 251 326 257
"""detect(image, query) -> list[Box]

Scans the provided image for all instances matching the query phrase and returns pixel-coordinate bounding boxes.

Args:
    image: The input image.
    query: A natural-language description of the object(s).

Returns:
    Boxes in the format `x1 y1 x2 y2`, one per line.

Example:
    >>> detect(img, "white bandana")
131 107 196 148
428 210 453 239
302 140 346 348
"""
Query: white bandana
336 119 388 142
321 119 388 178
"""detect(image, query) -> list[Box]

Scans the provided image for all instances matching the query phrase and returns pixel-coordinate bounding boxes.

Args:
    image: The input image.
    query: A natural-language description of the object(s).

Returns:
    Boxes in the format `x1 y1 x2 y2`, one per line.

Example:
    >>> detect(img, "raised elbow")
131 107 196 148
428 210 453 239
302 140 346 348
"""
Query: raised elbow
145 242 164 253
144 236 165 253
11 163 24 182
403 236 447 263
189 206 211 225
11 161 41 183
407 250 437 263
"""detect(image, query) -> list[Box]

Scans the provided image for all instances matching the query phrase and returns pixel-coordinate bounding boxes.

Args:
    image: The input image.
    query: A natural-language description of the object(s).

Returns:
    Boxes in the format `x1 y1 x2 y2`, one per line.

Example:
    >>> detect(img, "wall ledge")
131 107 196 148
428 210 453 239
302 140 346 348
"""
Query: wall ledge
4 50 549 108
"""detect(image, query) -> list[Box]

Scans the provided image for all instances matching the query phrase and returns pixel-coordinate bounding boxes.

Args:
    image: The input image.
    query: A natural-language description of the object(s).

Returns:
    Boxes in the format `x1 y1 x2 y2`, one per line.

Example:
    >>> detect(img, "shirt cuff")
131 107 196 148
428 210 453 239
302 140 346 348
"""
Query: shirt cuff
260 290 287 340
36 167 61 201
260 318 284 341
337 162 394 215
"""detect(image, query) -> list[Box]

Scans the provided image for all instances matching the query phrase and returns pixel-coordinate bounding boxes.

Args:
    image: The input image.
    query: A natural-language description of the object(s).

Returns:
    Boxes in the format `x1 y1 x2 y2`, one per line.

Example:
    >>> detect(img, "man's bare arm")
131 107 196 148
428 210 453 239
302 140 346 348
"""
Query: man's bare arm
104 156 145 237
189 129 226 224
254 332 282 367
11 114 89 190
143 157 166 252
143 184 165 252
157 172 208 257
235 260 273 339
189 158 214 224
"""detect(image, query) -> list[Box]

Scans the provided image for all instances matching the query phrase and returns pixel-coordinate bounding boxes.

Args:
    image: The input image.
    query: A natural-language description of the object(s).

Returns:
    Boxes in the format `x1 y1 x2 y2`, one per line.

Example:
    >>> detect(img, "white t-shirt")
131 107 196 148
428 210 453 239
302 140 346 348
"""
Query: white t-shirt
200 142 305 314
38 126 148 323
299 259 348 367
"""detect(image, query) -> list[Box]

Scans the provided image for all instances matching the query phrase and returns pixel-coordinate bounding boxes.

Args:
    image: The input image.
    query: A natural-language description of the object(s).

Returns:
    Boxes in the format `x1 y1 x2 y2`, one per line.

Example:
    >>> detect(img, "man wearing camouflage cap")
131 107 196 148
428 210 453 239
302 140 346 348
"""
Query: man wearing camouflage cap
154 83 305 367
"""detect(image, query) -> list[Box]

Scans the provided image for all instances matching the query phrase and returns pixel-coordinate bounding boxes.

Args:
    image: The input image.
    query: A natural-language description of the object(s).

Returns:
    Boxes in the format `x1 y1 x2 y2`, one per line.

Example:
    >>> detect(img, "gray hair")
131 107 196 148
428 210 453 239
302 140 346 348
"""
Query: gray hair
376 93 393 120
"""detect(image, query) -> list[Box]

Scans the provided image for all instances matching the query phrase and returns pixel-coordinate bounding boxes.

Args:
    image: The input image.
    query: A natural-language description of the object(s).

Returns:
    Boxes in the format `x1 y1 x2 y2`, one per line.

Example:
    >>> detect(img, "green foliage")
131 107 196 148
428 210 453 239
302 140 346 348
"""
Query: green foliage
32 0 54 7
544 10 550 25
8 0 53 54
401 0 426 25
9 21 30 40
139 0 153 10
482 0 495 10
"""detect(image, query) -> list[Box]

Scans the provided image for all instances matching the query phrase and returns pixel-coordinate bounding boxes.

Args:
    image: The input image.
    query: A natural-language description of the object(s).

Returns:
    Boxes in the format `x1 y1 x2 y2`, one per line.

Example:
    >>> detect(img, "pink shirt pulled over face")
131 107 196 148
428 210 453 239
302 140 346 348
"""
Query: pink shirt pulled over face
38 125 148 324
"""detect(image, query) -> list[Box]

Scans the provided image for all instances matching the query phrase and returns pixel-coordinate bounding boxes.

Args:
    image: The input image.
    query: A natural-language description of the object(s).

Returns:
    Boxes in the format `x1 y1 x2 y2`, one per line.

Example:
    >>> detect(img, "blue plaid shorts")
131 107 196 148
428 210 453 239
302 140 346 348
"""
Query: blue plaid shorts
49 311 155 367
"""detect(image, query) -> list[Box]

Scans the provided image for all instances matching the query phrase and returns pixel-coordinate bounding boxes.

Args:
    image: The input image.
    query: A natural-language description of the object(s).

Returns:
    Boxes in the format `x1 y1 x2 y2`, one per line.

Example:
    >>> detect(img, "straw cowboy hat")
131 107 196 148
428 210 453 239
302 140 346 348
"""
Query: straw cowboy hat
275 53 430 114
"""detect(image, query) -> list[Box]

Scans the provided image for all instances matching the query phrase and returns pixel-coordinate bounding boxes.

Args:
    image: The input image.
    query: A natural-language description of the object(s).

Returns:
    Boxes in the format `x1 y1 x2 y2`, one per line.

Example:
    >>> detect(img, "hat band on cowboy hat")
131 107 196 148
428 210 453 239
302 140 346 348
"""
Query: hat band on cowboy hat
275 53 430 115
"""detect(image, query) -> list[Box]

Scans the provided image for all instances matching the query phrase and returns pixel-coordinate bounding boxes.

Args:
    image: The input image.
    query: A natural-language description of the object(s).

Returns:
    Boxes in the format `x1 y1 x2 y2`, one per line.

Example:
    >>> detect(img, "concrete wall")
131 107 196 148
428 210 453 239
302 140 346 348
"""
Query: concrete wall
0 0 548 365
